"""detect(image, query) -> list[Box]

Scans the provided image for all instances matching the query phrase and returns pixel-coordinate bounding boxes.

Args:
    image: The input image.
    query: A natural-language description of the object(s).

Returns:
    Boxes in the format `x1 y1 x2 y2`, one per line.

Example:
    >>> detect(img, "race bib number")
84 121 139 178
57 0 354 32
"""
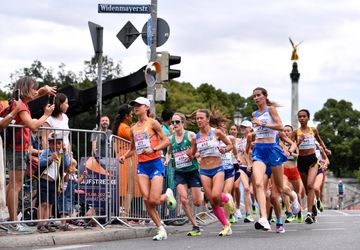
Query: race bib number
174 150 192 169
134 131 151 154
197 137 217 157
299 135 315 150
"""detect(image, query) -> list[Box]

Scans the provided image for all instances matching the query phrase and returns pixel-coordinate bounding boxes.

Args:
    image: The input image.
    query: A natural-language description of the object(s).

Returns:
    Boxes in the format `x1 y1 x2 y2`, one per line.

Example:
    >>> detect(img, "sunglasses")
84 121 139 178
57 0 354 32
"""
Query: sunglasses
171 120 182 125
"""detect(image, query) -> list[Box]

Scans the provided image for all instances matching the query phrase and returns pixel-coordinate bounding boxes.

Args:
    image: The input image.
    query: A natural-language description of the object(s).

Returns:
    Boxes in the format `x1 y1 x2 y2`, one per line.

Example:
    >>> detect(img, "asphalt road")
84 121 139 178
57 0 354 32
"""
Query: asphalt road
28 210 360 250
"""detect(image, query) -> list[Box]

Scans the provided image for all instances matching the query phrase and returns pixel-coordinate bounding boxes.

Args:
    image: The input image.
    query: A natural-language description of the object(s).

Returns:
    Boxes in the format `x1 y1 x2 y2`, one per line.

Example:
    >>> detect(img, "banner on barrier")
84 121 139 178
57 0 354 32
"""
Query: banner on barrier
78 157 119 215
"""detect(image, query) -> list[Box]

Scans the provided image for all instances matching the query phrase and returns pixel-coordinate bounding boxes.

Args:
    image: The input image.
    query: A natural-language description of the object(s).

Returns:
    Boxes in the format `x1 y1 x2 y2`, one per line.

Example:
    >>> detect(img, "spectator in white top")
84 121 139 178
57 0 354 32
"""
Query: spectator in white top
41 93 77 170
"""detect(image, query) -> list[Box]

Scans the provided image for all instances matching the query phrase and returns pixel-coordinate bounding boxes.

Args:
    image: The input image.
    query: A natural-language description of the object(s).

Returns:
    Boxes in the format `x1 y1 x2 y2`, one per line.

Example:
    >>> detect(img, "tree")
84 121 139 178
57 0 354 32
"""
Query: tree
314 99 360 177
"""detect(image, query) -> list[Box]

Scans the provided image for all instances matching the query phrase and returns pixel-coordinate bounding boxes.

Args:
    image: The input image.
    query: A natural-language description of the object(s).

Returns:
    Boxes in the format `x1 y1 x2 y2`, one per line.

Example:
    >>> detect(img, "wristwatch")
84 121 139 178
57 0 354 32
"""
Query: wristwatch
152 147 158 153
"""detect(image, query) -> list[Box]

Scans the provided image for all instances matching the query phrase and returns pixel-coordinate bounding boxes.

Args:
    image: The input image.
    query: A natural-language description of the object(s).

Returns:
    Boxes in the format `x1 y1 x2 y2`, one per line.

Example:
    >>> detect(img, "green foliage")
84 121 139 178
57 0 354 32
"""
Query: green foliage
314 99 360 177
354 168 360 184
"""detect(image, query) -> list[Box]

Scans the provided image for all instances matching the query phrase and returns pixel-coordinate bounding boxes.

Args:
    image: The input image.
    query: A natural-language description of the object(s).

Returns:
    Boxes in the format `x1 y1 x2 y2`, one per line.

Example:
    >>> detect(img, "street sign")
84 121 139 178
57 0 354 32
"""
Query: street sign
146 18 153 48
142 18 170 47
88 21 103 55
98 4 151 14
116 21 140 49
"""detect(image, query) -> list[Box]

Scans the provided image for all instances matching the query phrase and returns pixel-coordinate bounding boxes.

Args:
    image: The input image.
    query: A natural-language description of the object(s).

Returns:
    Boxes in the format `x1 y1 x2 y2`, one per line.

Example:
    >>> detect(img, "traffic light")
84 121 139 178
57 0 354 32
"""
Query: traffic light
156 51 181 83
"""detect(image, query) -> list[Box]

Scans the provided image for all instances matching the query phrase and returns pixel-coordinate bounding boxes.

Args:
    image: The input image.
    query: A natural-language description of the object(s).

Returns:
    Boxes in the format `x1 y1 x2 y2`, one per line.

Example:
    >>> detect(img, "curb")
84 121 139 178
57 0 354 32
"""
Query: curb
0 225 185 248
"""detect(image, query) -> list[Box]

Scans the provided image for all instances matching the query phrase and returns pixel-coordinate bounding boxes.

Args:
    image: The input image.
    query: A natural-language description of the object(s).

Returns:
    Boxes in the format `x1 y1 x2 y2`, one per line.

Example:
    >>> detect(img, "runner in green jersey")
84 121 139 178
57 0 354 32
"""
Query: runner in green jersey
165 112 203 236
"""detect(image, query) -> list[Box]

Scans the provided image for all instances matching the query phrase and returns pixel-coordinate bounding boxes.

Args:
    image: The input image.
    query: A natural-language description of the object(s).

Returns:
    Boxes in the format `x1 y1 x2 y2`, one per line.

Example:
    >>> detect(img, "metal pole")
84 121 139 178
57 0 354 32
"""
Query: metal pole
147 0 158 114
97 53 103 126
290 62 300 129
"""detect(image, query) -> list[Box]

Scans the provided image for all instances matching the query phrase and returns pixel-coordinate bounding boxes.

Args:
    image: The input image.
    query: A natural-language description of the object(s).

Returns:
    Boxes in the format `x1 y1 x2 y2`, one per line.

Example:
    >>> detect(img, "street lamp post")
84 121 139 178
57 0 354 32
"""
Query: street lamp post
233 108 243 126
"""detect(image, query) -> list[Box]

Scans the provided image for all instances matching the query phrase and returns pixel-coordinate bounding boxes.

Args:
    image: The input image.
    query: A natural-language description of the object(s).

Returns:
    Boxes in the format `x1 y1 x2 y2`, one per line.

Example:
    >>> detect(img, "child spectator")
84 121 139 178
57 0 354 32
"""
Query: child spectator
37 131 70 233
58 162 87 230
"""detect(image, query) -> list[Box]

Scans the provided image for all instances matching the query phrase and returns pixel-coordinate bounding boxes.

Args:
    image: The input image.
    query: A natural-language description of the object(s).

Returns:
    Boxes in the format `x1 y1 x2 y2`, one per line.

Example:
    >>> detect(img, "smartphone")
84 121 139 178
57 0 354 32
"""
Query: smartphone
14 89 20 101
49 95 55 105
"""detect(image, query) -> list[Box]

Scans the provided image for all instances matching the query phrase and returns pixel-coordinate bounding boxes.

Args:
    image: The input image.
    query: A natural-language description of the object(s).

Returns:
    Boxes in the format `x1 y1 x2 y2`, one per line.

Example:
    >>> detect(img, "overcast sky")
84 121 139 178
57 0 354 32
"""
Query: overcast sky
1 0 359 125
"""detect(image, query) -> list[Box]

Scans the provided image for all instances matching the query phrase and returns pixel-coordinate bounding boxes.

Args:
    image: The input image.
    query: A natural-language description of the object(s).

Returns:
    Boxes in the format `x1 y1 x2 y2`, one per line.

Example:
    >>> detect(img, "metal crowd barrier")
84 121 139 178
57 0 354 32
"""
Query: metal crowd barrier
0 124 215 232
0 125 109 230
108 135 215 227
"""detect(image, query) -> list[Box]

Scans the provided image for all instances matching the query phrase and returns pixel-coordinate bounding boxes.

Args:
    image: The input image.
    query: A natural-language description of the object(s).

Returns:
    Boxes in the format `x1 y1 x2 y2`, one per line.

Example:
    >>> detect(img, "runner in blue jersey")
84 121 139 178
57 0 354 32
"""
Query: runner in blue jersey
251 87 300 232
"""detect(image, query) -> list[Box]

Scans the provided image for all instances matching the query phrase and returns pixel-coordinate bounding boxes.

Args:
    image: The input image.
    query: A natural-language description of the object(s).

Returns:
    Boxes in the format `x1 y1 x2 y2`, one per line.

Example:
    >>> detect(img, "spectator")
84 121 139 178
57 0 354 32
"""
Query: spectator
112 104 132 141
58 160 87 231
160 109 176 220
5 76 55 234
161 108 174 139
41 93 77 172
37 131 70 233
0 98 22 222
111 104 141 219
91 116 112 158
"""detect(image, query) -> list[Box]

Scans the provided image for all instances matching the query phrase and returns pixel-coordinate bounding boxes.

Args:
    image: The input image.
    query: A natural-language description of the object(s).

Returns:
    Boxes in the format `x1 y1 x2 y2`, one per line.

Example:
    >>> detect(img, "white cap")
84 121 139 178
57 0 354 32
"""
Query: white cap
130 97 150 107
48 131 64 141
240 120 252 128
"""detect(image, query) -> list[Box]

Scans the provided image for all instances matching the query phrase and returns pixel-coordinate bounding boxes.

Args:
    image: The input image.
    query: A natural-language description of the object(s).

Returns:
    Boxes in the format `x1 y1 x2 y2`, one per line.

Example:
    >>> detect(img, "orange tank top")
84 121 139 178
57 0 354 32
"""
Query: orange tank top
132 118 161 162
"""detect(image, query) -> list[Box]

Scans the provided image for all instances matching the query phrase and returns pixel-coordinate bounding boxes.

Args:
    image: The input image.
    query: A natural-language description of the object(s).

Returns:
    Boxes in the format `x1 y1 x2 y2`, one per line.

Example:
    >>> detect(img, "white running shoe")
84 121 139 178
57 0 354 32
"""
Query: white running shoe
235 209 243 220
152 229 167 241
255 217 271 231
291 191 301 215
165 188 177 210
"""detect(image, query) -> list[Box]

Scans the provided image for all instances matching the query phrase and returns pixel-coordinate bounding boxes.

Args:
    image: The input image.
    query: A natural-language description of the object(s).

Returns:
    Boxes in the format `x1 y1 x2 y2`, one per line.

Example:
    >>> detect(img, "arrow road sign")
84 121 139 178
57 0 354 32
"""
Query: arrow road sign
116 21 140 49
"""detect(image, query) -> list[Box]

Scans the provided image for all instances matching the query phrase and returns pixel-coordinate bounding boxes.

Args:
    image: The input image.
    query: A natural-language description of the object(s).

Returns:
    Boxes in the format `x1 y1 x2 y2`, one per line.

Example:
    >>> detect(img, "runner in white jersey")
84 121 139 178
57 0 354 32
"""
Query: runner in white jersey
189 109 234 236
251 87 300 233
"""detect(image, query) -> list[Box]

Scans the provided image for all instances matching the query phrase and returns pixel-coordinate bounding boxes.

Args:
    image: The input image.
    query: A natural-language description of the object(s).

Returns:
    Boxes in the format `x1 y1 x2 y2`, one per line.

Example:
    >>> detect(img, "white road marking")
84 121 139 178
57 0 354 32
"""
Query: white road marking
35 245 92 250
311 228 345 231
316 221 344 224
332 210 351 216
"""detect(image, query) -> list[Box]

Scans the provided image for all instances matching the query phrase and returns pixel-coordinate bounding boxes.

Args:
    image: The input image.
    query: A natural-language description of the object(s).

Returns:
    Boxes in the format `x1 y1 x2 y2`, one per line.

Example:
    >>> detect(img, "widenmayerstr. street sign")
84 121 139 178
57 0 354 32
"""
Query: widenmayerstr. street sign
98 4 151 13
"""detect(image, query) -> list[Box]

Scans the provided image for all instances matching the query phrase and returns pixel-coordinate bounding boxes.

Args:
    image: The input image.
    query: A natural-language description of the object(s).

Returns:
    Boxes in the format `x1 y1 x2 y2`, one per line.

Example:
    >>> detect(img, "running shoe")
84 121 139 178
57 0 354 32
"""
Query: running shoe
37 225 49 233
7 224 34 234
312 204 318 217
296 211 303 223
269 217 276 224
291 191 301 215
276 224 285 233
255 218 271 231
165 188 177 210
218 225 232 236
153 229 167 241
252 205 258 215
244 215 254 223
229 214 236 224
304 214 314 224
318 200 324 212
285 212 294 223
312 213 317 223
225 194 235 215
235 208 243 220
187 226 201 236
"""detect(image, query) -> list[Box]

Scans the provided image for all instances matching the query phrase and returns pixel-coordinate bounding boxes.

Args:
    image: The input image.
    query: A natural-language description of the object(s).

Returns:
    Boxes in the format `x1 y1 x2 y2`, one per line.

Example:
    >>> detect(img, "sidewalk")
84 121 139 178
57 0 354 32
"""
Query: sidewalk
0 223 190 248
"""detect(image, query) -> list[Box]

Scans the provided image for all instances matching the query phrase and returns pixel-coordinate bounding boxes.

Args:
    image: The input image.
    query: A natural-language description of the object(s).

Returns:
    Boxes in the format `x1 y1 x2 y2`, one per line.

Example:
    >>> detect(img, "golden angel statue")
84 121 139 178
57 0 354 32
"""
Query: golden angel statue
289 38 303 61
